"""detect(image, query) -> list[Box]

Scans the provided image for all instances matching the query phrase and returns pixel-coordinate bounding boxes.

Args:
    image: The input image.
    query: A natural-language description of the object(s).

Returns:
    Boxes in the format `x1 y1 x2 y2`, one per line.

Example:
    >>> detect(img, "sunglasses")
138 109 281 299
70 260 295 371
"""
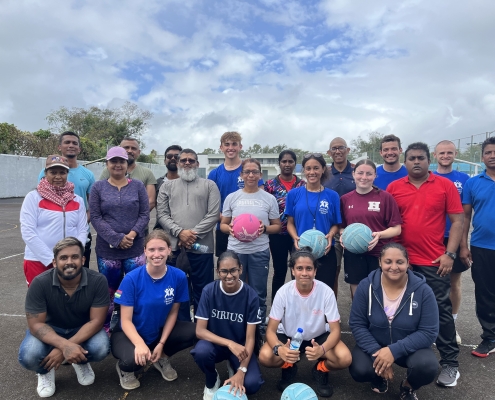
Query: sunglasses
179 158 197 164
303 152 323 159
166 154 179 160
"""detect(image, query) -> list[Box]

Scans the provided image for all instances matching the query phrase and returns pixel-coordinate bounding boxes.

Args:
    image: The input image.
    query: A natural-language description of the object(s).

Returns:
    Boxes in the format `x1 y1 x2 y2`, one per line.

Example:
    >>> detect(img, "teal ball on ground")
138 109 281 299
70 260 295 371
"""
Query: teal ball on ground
299 229 327 259
342 223 373 254
213 385 248 400
281 383 318 400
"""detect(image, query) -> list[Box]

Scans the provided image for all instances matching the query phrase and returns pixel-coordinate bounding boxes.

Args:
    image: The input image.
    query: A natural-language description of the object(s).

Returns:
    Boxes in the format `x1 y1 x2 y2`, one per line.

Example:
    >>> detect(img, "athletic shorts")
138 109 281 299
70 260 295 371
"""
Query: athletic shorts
276 331 330 354
443 237 469 274
343 250 380 284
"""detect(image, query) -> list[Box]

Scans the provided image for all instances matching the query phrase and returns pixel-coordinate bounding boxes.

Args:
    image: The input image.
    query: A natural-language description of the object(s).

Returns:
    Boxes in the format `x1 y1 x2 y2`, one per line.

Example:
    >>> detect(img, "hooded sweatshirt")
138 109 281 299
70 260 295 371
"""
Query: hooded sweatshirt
349 268 439 361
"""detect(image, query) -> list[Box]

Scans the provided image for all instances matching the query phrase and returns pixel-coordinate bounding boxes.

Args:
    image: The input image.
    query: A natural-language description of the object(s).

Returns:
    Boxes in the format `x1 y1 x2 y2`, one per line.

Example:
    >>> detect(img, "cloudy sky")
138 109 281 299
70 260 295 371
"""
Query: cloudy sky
1 0 494 154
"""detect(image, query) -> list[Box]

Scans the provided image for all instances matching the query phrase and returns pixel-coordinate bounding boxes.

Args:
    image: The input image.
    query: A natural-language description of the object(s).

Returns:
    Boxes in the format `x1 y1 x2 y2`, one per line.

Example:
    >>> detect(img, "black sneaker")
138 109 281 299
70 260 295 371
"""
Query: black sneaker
472 339 495 358
277 363 298 392
311 362 334 397
399 381 418 400
371 375 388 393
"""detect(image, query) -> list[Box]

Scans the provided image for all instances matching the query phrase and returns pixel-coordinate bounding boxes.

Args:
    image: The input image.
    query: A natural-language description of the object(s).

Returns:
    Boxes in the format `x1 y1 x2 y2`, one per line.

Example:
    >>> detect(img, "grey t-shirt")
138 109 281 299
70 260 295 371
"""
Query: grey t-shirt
222 189 279 253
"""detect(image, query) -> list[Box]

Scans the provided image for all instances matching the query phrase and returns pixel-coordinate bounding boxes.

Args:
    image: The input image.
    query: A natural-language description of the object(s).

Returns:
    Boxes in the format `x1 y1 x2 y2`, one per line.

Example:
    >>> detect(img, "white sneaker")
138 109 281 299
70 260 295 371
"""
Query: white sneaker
456 330 462 345
72 363 95 386
226 360 234 378
37 368 55 398
116 362 140 390
153 357 178 381
203 370 220 400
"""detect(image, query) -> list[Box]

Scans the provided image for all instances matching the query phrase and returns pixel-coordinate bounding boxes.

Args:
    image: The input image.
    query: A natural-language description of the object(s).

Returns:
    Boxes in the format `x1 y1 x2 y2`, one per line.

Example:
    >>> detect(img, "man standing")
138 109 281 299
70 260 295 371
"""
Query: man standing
433 140 470 345
18 237 110 398
374 134 408 190
460 137 495 358
208 131 263 257
387 142 463 387
100 137 157 211
157 148 220 316
323 137 356 297
38 131 95 268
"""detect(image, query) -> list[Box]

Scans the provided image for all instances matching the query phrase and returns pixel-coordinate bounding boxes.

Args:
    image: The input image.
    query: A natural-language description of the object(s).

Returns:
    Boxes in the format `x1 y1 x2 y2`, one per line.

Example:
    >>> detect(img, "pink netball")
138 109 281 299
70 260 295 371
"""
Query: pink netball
232 214 261 242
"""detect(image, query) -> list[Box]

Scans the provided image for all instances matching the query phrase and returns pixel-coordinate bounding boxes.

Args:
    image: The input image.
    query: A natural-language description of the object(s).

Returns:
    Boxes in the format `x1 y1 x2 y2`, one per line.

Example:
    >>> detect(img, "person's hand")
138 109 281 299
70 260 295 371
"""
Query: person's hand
178 229 197 247
433 254 453 277
119 235 134 249
40 348 65 371
380 365 394 380
460 246 472 269
293 237 301 250
151 342 164 363
134 343 151 366
227 341 248 362
62 343 88 364
339 232 345 249
368 232 381 251
305 339 326 361
224 371 246 397
258 220 265 235
372 347 394 376
324 233 333 254
278 339 300 364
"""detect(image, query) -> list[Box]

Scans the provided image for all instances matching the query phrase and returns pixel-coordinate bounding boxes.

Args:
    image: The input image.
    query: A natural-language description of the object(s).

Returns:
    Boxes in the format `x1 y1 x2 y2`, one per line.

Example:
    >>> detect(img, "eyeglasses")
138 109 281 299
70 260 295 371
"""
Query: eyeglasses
329 146 346 152
303 153 323 159
218 268 241 277
166 154 179 160
179 158 197 164
242 170 261 175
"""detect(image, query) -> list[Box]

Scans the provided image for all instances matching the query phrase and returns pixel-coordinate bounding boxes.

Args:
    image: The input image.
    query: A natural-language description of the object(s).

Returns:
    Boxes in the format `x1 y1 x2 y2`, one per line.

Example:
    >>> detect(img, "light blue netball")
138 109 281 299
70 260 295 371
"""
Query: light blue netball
281 383 318 400
342 223 373 254
299 229 327 259
213 385 248 400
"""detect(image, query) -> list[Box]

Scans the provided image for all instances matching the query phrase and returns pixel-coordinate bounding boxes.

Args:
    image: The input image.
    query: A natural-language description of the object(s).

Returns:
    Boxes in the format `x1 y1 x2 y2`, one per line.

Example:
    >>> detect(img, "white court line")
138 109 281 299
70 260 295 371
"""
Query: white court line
0 313 24 317
0 252 24 261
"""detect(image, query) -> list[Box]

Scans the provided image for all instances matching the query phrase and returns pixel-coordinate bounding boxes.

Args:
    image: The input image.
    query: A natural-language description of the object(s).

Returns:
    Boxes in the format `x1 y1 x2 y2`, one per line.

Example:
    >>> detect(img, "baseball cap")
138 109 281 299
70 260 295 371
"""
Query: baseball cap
106 146 129 160
45 155 70 170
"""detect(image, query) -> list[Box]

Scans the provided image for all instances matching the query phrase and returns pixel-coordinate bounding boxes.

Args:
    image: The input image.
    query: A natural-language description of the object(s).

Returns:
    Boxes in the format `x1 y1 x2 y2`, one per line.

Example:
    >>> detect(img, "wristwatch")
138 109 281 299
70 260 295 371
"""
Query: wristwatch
238 366 247 373
273 344 281 356
445 251 456 260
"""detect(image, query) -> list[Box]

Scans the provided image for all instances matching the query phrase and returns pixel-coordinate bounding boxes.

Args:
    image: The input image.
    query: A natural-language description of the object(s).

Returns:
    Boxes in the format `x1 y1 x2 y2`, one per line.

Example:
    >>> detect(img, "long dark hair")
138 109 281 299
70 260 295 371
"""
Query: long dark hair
302 154 329 182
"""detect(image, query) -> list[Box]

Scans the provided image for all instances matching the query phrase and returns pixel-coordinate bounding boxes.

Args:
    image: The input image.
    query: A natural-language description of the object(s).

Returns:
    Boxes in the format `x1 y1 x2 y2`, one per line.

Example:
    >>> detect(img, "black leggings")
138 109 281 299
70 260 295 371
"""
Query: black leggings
111 320 196 372
315 247 338 290
269 234 294 301
349 346 438 391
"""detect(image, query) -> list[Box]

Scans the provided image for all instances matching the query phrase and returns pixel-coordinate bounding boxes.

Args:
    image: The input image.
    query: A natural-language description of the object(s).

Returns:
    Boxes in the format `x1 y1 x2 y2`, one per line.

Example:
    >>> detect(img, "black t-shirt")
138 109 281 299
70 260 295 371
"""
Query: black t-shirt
25 268 109 329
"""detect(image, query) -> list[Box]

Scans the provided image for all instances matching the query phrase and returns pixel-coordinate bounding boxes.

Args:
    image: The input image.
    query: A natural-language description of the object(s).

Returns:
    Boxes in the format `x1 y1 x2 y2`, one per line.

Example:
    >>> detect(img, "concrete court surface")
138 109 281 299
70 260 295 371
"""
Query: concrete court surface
0 197 493 400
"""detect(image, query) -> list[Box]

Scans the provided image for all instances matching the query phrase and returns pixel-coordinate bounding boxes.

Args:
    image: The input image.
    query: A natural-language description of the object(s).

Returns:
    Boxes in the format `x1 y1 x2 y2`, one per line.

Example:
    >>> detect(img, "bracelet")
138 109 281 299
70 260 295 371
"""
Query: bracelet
158 341 165 345
321 344 326 355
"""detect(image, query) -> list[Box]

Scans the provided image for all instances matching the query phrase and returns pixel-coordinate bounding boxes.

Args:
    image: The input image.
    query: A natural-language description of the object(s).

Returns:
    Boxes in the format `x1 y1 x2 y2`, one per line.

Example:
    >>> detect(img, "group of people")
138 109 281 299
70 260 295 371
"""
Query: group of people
16 130 495 400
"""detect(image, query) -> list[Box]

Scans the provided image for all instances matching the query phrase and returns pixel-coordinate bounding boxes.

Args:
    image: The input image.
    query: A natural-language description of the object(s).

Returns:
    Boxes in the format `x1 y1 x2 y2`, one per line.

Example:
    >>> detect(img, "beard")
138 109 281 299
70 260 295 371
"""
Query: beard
56 264 82 280
178 166 197 182
167 162 178 171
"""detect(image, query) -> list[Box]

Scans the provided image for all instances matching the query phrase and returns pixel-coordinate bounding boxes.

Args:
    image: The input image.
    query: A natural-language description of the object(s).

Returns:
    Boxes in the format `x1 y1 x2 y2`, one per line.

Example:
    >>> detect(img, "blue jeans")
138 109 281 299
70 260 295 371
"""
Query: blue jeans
18 326 110 374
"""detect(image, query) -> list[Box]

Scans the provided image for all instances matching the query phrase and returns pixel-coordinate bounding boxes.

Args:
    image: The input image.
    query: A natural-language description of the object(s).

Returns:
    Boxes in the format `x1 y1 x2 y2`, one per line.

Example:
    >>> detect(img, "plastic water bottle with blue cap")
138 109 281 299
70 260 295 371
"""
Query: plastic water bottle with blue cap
289 328 304 350
191 242 209 253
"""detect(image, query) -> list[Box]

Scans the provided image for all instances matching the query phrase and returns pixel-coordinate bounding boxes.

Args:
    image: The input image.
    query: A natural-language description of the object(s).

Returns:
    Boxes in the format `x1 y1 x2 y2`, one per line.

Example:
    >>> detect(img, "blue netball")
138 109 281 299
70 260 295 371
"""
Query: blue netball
299 229 328 259
281 383 318 400
342 223 373 254
213 385 248 400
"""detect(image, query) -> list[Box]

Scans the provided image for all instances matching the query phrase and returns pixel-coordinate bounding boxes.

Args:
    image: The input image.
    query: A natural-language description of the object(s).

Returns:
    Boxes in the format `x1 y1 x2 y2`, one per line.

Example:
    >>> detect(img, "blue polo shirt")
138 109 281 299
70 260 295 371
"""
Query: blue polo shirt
462 170 495 250
434 170 470 237
323 161 355 197
374 165 408 190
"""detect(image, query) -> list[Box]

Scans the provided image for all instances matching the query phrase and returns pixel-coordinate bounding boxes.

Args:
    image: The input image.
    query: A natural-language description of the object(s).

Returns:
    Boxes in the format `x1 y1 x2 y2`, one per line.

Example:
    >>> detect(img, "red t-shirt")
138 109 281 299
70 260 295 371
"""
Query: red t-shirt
340 188 403 257
387 173 463 266
279 176 297 193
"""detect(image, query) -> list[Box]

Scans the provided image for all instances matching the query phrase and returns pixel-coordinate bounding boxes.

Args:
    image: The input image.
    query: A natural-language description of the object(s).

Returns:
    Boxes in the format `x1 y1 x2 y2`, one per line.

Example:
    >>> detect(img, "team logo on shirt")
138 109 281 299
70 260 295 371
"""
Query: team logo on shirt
368 202 381 212
411 301 418 309
319 200 329 214
257 308 262 321
211 309 244 322
164 286 175 305
454 180 463 194
237 176 245 189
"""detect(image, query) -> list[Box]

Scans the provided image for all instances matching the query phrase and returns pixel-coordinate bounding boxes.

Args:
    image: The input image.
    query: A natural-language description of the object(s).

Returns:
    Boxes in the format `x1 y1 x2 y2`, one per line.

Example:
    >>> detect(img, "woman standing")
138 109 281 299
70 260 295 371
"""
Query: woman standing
264 150 305 300
340 160 402 297
349 243 439 400
20 155 88 285
111 230 196 390
286 153 341 289
220 158 281 334
90 146 150 331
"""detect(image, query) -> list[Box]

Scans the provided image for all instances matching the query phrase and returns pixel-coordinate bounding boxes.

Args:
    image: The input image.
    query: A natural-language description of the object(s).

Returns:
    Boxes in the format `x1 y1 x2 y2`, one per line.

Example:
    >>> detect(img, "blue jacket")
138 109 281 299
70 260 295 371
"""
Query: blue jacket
349 269 439 361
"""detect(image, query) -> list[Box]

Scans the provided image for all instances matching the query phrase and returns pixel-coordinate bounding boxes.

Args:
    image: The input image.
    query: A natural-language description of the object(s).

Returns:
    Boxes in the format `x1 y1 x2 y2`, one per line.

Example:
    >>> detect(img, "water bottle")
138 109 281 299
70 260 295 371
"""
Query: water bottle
191 242 209 253
289 328 304 350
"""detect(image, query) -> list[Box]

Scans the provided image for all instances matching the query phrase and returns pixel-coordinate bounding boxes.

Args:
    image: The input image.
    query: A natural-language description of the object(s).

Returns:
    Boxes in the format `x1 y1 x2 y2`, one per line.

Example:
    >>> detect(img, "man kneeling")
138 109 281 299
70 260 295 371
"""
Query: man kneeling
259 248 352 397
18 237 110 398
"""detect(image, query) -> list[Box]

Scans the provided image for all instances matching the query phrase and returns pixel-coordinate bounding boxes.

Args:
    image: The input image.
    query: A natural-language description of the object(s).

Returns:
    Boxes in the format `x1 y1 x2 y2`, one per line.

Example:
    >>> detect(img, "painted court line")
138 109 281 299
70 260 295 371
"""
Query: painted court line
0 313 24 317
0 252 24 261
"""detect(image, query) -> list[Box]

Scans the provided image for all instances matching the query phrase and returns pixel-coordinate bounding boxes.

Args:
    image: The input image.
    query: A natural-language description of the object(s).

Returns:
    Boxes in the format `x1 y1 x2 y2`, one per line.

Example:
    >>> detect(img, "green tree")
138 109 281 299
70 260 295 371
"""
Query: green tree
349 131 384 163
199 148 220 155
0 123 23 154
138 149 158 164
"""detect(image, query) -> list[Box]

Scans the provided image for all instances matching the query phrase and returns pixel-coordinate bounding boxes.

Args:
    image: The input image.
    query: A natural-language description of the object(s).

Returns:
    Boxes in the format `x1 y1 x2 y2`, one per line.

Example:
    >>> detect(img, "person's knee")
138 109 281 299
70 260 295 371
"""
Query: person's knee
244 373 263 395
191 340 215 363
85 329 110 362
18 334 47 371
338 348 353 369
258 344 274 367
410 353 439 385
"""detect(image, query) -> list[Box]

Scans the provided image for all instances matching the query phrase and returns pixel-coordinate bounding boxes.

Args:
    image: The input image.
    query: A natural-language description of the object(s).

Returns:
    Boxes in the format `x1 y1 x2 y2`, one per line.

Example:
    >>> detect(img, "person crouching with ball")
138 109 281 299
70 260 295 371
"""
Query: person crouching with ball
259 248 352 397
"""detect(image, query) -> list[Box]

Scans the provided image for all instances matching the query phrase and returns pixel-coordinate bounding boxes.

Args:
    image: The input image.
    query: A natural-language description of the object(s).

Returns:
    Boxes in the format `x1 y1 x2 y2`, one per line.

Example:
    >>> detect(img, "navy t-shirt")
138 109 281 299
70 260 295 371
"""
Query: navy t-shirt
323 161 355 197
115 265 188 344
195 280 261 345
433 170 469 237
374 165 408 190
